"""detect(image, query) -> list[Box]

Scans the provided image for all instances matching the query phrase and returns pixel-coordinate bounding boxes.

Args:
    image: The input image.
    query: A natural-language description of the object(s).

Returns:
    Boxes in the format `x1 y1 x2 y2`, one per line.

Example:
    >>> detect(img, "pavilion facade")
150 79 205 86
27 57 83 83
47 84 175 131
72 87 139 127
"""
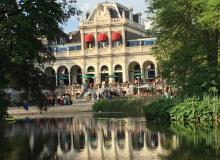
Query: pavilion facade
45 2 157 86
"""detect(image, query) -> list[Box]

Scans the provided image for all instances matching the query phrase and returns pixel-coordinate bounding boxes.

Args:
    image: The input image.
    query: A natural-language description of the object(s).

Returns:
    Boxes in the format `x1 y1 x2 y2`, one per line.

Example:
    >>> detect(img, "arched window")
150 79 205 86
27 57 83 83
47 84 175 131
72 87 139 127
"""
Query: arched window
87 66 95 73
114 65 122 71
101 65 109 72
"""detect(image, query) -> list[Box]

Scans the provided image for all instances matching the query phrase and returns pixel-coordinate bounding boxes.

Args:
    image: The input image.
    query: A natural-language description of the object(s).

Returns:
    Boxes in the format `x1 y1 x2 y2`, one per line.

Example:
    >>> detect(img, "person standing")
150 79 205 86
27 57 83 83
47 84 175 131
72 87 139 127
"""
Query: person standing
23 100 29 111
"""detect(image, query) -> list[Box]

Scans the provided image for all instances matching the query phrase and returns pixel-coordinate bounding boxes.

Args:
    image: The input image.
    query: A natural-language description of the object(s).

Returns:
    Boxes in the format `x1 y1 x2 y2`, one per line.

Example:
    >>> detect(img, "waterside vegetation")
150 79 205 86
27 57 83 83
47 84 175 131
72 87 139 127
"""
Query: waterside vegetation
93 93 220 125
92 95 161 117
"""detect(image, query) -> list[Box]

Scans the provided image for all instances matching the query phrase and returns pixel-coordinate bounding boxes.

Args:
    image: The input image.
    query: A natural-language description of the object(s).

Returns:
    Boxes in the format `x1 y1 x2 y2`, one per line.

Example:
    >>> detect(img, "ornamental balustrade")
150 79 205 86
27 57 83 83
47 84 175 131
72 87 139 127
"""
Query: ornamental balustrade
80 18 144 30
54 45 153 58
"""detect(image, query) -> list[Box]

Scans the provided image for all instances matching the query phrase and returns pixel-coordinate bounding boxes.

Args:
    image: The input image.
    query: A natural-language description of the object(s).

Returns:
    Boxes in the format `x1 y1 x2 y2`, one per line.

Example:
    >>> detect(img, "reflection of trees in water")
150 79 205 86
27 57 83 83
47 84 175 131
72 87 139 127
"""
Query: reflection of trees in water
163 141 220 160
89 128 98 149
102 128 112 149
60 132 71 152
163 124 220 160
0 128 58 160
0 123 10 160
117 129 125 149
132 131 144 150
160 133 173 150
146 131 158 150
73 130 85 151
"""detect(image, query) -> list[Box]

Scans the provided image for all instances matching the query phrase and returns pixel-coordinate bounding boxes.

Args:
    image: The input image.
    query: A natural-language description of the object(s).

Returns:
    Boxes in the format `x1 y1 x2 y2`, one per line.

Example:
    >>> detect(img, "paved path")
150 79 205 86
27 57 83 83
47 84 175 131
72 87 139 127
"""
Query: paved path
8 102 93 119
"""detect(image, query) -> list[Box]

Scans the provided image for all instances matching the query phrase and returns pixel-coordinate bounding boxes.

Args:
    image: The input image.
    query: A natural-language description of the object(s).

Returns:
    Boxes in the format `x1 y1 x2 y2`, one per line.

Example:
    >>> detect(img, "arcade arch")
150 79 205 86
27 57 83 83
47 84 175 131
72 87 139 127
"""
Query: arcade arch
100 65 109 84
70 65 82 85
57 66 69 86
114 64 123 83
142 61 155 82
87 66 95 84
128 62 141 82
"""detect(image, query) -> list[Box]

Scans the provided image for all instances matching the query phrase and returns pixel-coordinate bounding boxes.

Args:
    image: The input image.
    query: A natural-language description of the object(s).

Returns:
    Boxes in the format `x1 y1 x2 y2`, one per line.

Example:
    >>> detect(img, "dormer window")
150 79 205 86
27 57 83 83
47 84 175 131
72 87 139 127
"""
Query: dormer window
60 37 66 45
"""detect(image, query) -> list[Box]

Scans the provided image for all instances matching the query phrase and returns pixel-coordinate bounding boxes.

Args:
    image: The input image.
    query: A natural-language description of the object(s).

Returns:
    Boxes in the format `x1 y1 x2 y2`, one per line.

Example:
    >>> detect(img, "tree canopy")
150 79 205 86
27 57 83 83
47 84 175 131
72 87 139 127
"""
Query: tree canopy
147 0 220 95
0 0 81 120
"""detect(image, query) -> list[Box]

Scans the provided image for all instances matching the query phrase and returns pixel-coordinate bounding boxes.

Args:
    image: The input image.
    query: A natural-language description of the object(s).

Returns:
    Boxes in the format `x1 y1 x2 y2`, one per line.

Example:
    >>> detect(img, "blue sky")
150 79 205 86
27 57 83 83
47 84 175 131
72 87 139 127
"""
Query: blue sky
62 0 148 33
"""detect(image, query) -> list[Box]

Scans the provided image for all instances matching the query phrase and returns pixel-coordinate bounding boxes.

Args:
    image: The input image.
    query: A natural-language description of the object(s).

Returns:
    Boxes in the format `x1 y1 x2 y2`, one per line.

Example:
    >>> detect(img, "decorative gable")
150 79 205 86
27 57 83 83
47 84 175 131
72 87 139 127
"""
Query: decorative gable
94 5 110 19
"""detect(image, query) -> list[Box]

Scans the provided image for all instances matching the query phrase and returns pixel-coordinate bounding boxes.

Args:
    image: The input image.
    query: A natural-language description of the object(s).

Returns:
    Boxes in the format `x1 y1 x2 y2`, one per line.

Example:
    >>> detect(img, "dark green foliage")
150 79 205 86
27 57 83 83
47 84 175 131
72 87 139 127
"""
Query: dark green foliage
144 98 181 121
170 95 220 123
92 98 144 117
92 96 161 117
148 0 220 96
0 0 80 119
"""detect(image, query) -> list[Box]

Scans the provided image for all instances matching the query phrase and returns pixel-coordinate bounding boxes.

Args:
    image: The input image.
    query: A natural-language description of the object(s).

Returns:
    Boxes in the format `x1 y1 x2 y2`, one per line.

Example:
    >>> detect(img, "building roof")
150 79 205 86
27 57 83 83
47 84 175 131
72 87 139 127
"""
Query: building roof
87 2 131 21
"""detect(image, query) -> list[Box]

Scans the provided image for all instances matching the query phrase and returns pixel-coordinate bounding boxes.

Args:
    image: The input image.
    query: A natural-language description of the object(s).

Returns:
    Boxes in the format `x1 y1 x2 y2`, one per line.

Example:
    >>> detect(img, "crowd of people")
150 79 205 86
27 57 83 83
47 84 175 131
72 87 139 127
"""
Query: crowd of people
46 94 72 106
57 78 178 102
5 78 177 108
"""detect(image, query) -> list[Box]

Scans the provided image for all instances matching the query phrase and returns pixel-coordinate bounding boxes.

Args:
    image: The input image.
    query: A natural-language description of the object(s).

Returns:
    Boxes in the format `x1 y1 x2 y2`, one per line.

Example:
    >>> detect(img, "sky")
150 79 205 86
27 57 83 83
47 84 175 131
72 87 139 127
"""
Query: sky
62 0 149 33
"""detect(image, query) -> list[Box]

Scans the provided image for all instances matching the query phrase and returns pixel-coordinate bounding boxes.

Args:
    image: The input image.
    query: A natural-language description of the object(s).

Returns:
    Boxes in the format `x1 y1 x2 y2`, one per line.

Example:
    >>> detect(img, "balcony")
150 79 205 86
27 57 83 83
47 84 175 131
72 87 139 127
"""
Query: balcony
80 18 145 30
54 45 152 58
126 46 152 53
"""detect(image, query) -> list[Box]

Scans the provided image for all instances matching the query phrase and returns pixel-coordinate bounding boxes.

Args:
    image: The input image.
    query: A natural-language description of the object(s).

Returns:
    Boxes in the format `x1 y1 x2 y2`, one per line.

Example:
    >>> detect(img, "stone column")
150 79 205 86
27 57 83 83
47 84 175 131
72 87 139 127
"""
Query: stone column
83 59 86 84
109 59 113 84
140 67 143 83
69 71 71 85
123 58 128 82
95 59 100 84
80 29 85 51
55 71 58 86
155 63 158 78
129 9 133 20
108 29 112 49
122 26 126 47
142 67 146 83
95 30 98 49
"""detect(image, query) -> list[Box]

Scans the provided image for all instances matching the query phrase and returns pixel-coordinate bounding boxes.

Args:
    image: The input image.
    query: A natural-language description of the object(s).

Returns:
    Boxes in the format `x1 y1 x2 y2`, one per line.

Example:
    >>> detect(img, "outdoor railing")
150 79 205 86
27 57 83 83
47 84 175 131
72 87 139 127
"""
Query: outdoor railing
54 45 153 58
80 18 145 30
126 46 152 53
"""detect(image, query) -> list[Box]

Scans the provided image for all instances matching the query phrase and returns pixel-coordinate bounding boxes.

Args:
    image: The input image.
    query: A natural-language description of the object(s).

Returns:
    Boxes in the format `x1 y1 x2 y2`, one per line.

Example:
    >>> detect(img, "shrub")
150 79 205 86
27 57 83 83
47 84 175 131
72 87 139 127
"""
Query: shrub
144 98 180 121
169 95 220 123
92 95 161 117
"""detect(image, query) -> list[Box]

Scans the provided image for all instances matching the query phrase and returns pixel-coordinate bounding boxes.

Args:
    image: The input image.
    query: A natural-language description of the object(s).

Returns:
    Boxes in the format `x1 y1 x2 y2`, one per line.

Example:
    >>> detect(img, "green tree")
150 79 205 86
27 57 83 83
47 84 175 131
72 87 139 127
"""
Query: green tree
0 0 81 120
147 0 220 95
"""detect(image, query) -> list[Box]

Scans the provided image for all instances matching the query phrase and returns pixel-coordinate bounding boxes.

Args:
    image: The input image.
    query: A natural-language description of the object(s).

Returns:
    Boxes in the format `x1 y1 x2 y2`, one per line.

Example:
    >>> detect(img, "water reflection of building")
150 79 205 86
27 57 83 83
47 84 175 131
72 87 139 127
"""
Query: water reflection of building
55 117 179 159
7 116 179 159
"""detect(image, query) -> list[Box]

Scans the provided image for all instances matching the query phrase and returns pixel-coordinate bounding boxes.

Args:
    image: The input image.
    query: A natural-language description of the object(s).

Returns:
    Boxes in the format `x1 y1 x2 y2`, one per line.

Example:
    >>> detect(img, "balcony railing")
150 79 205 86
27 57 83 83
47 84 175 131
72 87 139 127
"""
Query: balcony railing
80 18 144 30
126 46 152 53
54 45 152 58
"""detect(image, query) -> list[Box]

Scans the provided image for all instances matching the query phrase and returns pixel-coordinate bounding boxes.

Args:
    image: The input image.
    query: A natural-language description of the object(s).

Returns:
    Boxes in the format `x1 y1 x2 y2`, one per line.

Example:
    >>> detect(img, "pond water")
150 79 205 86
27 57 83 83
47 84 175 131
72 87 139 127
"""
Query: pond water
0 114 220 160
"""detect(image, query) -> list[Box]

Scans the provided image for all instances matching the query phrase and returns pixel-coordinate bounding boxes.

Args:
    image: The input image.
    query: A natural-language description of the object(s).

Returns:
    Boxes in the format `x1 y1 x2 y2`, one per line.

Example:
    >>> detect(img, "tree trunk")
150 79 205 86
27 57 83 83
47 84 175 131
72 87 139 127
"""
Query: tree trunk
206 29 219 69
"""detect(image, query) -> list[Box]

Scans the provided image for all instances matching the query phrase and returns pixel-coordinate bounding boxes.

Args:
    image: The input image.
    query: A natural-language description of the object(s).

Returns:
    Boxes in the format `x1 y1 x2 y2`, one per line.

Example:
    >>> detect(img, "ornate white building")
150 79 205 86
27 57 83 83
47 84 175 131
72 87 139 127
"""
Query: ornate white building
45 2 157 86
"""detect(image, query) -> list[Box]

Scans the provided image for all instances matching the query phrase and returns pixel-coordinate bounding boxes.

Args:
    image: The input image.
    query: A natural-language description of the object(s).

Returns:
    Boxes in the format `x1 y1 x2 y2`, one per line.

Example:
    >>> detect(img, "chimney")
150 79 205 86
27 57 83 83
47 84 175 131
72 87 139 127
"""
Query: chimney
86 12 90 19
129 7 133 20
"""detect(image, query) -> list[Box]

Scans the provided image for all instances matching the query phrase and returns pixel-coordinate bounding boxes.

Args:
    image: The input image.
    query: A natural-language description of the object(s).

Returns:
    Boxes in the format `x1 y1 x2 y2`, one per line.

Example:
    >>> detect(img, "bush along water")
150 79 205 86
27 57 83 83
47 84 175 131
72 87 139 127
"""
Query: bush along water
169 95 220 124
144 98 181 121
92 95 161 117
